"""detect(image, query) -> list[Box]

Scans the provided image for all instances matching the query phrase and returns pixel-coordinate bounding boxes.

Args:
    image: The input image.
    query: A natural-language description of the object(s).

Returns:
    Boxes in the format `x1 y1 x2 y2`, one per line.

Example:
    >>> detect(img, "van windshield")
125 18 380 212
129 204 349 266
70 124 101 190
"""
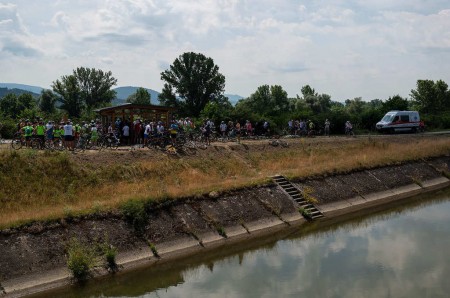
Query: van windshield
381 114 394 122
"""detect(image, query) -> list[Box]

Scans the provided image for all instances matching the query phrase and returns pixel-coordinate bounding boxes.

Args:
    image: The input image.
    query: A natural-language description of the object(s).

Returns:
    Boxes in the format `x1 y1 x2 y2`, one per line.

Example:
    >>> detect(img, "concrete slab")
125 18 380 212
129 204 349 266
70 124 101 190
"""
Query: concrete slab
199 231 224 247
246 217 285 233
363 189 397 203
281 212 305 224
223 225 249 238
346 196 367 206
391 184 422 199
421 177 450 190
317 200 352 214
157 236 200 256
2 268 70 297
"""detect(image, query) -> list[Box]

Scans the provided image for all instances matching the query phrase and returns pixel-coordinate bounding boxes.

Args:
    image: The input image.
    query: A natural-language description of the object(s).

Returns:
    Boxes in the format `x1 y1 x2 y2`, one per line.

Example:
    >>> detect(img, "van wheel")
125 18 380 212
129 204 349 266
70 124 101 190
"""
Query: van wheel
390 128 395 134
412 127 417 133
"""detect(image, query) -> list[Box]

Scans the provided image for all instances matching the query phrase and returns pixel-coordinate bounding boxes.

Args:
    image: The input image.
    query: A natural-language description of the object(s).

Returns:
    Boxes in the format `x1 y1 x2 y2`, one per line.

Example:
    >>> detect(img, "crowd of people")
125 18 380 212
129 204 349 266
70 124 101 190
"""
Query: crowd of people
10 117 355 150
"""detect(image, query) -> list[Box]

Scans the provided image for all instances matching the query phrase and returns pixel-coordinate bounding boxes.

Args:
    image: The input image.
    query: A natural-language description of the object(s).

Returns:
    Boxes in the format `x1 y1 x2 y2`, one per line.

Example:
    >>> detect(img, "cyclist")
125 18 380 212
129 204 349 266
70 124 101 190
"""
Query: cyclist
22 121 33 147
220 121 227 140
308 120 315 137
345 121 354 136
245 120 252 136
35 121 46 148
90 123 98 147
324 119 331 137
235 121 241 144
169 120 179 145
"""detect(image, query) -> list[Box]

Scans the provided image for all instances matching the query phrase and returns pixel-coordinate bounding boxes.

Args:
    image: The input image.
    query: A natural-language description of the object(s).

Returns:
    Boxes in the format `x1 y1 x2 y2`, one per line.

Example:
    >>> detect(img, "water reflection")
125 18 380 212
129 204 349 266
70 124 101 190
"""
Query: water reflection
33 188 450 298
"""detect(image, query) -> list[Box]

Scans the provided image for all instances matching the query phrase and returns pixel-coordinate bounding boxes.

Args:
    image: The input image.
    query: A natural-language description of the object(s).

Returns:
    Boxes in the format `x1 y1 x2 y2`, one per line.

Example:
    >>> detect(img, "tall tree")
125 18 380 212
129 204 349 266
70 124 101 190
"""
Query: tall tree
158 83 180 108
160 52 226 117
126 87 151 105
52 74 83 118
410 79 450 113
296 85 331 114
73 67 117 109
382 95 409 113
39 89 58 114
0 94 19 118
0 93 36 119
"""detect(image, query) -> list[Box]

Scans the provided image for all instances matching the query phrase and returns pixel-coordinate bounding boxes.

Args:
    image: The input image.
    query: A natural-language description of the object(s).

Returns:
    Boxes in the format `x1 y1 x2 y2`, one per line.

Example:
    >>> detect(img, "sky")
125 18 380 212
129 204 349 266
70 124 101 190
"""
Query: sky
1 0 449 101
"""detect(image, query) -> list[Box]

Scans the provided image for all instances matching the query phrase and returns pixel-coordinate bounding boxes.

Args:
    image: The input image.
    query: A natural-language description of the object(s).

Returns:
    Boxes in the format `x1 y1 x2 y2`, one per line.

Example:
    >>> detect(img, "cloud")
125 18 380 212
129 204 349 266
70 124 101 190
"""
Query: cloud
0 3 41 57
1 0 449 100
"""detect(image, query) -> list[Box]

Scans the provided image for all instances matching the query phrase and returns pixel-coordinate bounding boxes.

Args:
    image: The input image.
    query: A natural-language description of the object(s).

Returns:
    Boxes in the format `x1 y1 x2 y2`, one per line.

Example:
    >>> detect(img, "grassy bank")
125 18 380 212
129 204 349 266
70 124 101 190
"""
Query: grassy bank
0 136 449 228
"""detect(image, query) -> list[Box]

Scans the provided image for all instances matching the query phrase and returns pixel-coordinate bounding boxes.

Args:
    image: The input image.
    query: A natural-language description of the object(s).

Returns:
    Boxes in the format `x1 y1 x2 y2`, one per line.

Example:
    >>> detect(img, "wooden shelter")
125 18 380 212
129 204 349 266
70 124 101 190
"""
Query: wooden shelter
96 103 176 128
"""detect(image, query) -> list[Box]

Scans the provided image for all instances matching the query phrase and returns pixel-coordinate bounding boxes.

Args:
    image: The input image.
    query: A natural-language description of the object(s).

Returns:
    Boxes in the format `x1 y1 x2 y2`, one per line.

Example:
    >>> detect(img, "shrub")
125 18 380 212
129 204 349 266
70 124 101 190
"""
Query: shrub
298 207 312 219
121 199 148 234
67 238 97 281
147 241 159 258
101 243 118 271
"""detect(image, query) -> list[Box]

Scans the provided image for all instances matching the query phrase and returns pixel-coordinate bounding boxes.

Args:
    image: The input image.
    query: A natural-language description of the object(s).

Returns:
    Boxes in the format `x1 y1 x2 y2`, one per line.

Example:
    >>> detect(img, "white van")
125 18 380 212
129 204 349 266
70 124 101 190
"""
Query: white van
376 111 423 133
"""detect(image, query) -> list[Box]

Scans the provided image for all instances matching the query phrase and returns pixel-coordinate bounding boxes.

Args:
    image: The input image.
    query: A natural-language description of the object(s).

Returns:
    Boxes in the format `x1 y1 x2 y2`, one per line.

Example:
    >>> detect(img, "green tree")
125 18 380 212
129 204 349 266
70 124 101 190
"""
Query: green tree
200 95 234 121
410 79 450 113
382 95 409 113
39 89 58 114
74 67 117 109
52 74 83 118
0 94 20 118
158 83 180 108
296 85 331 114
0 93 36 119
126 87 151 105
160 52 226 117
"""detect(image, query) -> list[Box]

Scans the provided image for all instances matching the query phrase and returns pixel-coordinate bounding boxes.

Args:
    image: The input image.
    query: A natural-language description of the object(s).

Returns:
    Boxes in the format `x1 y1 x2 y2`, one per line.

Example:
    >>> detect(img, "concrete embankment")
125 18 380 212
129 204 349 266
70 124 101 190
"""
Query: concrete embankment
1 156 450 297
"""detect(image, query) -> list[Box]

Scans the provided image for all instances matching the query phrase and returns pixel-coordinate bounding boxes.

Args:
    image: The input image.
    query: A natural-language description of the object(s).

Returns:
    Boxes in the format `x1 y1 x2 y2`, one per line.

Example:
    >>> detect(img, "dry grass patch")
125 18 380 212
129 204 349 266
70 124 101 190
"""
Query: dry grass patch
0 136 449 228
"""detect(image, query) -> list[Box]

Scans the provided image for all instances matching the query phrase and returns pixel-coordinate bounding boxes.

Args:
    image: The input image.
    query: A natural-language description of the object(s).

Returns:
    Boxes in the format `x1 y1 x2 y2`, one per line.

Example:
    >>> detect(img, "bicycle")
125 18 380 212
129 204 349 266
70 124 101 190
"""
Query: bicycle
345 128 355 137
268 139 289 148
11 132 26 150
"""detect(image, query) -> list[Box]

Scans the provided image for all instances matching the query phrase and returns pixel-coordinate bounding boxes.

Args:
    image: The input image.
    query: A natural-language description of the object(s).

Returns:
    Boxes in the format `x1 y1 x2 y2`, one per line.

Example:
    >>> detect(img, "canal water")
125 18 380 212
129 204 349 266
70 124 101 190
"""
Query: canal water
33 188 450 298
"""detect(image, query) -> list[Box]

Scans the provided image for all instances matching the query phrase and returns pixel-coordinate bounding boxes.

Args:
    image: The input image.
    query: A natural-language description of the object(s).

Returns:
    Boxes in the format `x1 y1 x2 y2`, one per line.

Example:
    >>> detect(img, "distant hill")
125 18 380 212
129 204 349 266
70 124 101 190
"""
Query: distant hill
0 87 40 99
0 83 44 94
0 83 245 106
113 86 160 105
225 94 244 105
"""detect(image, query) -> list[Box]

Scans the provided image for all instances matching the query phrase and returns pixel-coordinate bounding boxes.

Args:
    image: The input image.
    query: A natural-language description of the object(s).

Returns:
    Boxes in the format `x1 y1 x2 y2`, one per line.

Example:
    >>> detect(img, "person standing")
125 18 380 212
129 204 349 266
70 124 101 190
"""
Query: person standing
235 121 241 144
324 119 331 137
220 121 227 139
35 121 46 148
122 122 130 145
63 121 74 150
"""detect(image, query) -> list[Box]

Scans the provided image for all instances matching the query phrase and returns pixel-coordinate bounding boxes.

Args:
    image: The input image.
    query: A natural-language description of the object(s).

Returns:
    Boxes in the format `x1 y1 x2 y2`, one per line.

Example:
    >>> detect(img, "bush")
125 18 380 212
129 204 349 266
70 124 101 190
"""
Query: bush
0 117 17 139
67 238 97 281
121 199 148 234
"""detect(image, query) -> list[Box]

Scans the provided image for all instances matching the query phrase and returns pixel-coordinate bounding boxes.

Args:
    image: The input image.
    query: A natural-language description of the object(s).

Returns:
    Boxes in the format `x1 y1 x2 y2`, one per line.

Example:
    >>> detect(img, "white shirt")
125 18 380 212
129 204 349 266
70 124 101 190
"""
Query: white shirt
123 125 130 136
144 124 151 135
63 124 72 136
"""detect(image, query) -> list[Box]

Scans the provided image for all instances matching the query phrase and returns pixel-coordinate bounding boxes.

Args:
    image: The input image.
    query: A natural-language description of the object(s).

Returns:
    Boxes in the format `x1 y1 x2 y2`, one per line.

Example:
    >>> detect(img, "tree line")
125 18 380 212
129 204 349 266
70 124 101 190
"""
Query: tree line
1 52 450 138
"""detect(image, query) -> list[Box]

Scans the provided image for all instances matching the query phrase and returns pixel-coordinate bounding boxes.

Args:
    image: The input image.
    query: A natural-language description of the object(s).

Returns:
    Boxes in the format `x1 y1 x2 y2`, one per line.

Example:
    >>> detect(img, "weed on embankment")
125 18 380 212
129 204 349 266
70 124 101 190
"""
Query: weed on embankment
0 137 449 229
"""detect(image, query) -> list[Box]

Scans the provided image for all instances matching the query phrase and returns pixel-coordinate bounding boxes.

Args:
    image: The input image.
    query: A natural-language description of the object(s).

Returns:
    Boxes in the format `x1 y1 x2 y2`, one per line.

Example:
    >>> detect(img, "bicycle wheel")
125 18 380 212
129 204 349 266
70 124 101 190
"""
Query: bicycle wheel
181 144 196 155
11 137 23 150
31 139 41 150
196 142 208 150
269 140 279 147
280 140 289 148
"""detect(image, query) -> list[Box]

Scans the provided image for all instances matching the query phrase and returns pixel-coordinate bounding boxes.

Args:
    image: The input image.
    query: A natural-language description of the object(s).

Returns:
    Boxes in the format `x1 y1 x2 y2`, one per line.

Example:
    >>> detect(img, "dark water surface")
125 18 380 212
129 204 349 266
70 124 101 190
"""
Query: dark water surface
33 188 450 298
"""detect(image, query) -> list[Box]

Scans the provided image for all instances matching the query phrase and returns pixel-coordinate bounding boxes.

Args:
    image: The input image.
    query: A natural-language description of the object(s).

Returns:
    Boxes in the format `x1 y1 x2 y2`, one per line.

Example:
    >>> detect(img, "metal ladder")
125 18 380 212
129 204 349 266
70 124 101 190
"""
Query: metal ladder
272 175 324 220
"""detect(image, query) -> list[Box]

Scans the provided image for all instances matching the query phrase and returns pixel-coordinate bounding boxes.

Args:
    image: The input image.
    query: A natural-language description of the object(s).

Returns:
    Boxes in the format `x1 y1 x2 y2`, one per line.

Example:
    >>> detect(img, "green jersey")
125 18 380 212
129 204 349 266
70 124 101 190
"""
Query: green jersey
23 125 33 137
36 125 45 136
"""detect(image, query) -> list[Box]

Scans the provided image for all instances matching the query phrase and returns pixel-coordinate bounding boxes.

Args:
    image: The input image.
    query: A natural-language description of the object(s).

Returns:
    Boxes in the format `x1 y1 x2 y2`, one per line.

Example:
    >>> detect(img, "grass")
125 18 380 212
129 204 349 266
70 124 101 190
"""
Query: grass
0 136 449 229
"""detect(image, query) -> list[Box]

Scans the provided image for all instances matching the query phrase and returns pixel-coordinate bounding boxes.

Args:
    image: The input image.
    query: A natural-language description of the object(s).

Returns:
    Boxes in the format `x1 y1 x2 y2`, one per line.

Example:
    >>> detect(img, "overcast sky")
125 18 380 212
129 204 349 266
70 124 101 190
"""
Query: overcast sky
1 0 449 101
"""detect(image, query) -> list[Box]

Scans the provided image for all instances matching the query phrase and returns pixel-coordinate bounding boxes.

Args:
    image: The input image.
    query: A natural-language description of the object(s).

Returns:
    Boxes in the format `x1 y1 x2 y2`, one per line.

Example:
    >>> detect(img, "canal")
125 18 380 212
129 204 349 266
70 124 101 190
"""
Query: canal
32 188 450 298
